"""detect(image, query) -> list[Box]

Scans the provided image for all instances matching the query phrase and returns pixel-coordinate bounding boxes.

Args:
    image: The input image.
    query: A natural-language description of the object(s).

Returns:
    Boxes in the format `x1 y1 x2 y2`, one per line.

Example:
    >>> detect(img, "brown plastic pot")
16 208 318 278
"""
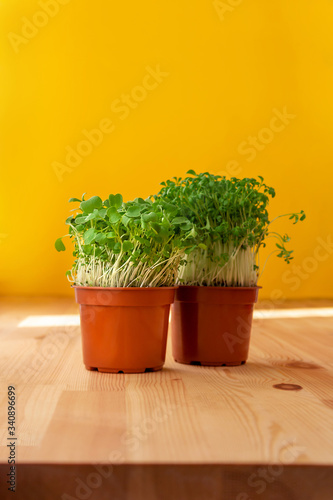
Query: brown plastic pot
171 286 260 366
74 286 176 373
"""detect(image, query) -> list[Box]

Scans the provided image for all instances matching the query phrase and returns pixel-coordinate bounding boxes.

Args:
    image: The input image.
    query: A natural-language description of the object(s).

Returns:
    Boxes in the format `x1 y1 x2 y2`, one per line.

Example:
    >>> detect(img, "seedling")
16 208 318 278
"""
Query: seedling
55 193 194 287
156 171 305 286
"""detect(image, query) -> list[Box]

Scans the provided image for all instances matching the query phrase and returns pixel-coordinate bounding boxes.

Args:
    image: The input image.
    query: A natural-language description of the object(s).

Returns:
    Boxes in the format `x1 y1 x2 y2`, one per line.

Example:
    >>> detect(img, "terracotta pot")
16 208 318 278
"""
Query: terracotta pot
74 286 176 373
171 286 260 366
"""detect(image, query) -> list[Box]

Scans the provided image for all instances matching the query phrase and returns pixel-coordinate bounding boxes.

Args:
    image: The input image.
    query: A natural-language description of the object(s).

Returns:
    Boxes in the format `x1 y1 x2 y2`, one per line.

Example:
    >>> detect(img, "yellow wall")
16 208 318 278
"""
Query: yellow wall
1 0 333 299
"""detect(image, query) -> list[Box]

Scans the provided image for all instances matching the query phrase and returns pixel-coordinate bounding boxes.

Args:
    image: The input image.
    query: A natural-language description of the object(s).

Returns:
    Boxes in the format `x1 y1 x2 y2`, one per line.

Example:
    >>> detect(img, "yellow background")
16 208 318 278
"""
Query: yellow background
1 0 333 299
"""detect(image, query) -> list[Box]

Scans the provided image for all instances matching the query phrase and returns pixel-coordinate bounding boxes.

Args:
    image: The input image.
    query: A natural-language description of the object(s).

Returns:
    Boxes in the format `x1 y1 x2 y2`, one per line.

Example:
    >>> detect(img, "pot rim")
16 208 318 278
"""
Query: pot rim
177 285 262 290
72 285 178 291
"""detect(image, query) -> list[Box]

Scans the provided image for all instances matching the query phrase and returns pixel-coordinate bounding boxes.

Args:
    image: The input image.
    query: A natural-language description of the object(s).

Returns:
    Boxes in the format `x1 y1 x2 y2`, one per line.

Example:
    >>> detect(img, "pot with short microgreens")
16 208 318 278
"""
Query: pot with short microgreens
55 193 194 373
156 171 306 366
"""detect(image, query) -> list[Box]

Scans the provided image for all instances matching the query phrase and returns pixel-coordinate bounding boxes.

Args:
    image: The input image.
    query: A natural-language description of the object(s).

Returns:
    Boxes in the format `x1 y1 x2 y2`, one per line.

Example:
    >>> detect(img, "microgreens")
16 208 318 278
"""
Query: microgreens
156 171 306 286
55 193 194 287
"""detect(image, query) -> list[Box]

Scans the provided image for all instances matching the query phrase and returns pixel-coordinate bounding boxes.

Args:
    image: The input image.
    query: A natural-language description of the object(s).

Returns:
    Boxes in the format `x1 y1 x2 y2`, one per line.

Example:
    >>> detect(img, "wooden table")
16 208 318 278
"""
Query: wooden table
0 297 333 499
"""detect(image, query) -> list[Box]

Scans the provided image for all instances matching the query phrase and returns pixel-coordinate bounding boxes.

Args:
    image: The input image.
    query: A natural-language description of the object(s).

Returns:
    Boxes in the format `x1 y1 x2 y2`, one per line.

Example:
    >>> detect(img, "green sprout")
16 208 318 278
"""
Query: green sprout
55 193 195 287
155 171 306 287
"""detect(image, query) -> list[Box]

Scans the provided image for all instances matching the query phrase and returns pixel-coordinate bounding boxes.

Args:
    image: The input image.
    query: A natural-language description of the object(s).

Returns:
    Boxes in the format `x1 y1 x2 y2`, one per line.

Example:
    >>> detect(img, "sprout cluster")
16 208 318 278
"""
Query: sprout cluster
56 172 305 287
55 194 194 287
155 171 305 286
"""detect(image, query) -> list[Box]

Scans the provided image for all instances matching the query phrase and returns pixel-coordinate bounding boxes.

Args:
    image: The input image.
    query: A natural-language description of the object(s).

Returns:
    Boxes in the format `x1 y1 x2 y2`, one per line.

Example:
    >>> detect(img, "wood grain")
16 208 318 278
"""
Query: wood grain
0 297 333 498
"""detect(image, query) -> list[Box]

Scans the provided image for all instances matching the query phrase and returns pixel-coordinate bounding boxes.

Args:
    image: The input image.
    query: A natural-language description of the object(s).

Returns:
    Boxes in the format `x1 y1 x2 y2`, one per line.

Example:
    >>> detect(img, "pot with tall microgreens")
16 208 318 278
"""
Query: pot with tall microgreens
156 171 305 366
55 193 194 373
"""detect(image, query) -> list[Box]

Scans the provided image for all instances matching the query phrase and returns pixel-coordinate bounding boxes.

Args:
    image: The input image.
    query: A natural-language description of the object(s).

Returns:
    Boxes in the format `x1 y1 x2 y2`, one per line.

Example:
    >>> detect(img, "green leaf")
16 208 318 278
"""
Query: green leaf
80 196 103 214
109 194 123 209
122 215 131 227
186 169 196 176
107 207 121 223
94 247 102 257
83 244 93 255
98 208 107 218
68 197 81 203
158 225 169 239
83 228 97 244
141 212 158 222
185 245 196 254
55 238 65 252
113 242 121 253
188 226 197 238
123 240 134 252
172 217 190 225
135 236 150 245
180 222 192 231
95 233 107 244
160 201 178 214
126 205 144 218
150 222 161 234
74 216 87 224
85 209 99 221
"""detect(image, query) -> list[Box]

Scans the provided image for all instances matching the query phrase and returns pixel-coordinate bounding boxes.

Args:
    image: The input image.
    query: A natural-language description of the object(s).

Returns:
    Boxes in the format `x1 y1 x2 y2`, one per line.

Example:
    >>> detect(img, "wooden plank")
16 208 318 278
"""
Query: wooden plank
0 464 333 500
